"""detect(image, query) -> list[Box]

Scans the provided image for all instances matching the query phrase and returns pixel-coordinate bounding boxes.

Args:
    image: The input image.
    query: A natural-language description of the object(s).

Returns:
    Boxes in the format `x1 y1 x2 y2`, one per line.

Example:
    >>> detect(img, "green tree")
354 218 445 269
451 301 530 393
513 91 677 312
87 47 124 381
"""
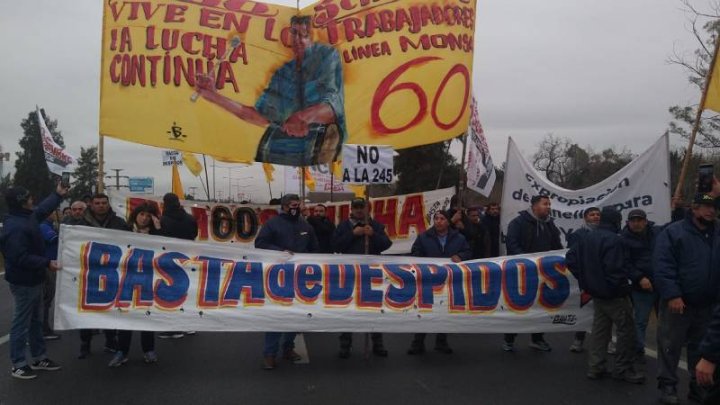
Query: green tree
0 172 11 218
13 109 65 200
395 139 460 194
69 146 98 201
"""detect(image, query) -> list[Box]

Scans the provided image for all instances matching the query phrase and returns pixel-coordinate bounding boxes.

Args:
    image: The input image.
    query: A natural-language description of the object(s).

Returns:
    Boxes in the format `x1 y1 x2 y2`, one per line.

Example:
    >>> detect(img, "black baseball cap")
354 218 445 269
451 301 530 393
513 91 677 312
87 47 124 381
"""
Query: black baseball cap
694 193 716 206
627 209 647 220
351 198 366 208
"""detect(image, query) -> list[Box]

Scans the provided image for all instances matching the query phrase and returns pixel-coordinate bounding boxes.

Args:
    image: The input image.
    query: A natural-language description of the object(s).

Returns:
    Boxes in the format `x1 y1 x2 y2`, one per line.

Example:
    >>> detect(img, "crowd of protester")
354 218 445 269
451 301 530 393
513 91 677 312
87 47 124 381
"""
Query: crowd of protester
4 180 720 404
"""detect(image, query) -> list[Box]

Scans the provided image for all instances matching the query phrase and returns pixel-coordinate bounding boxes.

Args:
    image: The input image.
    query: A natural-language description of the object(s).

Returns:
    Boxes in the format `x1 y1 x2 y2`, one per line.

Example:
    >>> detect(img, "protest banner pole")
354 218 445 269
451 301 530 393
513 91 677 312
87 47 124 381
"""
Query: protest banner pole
330 169 334 202
97 134 105 193
674 35 720 199
202 154 211 200
457 133 468 209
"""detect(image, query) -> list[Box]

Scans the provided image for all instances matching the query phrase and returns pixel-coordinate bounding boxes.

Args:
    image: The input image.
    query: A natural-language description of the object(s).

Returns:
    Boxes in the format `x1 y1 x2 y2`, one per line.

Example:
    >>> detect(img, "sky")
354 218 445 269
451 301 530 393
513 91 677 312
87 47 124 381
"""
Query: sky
0 0 706 201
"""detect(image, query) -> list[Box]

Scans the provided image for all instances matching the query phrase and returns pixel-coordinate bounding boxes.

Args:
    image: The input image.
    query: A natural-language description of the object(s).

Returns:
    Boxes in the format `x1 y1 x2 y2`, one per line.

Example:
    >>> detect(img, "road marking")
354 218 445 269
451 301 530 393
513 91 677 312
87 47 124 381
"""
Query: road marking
0 335 8 346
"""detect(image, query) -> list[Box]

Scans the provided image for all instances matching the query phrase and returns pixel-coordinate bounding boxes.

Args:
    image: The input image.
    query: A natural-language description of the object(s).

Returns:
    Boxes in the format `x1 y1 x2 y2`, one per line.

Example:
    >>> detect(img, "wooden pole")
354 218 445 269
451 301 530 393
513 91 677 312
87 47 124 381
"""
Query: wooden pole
97 134 105 193
674 35 720 199
457 133 468 209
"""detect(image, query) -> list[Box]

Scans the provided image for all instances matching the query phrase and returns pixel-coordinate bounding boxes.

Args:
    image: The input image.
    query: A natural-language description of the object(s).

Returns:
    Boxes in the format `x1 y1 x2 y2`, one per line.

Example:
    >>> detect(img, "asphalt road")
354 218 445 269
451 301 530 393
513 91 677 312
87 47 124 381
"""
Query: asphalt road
0 270 691 405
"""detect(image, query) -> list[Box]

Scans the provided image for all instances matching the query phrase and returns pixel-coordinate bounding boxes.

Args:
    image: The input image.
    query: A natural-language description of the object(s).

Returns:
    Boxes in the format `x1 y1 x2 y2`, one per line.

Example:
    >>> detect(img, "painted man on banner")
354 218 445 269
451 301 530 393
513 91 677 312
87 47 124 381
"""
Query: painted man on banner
195 15 346 166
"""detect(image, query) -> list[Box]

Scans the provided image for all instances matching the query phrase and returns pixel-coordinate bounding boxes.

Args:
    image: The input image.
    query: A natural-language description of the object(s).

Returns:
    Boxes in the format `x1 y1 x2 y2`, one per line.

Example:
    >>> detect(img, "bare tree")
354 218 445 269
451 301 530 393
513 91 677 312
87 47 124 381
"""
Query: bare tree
532 134 573 185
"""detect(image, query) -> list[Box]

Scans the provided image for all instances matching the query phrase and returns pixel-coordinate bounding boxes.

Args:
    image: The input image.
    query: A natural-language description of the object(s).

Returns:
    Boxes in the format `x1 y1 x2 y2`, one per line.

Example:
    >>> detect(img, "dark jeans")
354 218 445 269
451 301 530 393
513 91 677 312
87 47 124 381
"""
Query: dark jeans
631 290 657 352
80 329 117 350
263 332 296 357
411 333 448 347
339 333 384 348
117 330 154 354
9 283 47 368
588 296 636 374
42 271 56 334
657 302 711 388
504 333 545 343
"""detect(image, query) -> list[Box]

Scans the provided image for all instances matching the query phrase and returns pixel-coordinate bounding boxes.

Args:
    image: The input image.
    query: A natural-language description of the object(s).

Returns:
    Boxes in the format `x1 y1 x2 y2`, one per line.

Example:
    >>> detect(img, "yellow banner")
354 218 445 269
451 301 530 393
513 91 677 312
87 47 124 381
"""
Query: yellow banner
100 0 476 166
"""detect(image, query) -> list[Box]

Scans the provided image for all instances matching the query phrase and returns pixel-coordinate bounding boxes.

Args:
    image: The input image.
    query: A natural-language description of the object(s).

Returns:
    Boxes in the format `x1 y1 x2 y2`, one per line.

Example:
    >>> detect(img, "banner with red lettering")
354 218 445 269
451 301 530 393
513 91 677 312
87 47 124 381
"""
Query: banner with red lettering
55 225 592 333
109 187 454 254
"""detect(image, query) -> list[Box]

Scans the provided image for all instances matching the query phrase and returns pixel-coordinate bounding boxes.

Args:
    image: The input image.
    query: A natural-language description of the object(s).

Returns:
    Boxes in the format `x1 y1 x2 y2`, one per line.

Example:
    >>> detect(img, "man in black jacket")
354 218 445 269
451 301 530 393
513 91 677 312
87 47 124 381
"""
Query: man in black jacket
566 206 645 384
255 194 319 370
450 206 490 259
78 193 130 358
482 202 501 257
1 184 67 379
503 195 561 352
332 197 392 358
307 204 335 254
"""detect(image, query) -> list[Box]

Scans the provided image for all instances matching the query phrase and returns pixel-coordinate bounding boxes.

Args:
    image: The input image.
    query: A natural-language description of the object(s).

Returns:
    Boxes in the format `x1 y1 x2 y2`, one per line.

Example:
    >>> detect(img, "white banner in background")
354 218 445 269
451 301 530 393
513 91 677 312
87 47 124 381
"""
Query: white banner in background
465 96 496 197
500 135 671 253
284 165 349 194
342 144 394 185
37 108 75 176
55 226 592 333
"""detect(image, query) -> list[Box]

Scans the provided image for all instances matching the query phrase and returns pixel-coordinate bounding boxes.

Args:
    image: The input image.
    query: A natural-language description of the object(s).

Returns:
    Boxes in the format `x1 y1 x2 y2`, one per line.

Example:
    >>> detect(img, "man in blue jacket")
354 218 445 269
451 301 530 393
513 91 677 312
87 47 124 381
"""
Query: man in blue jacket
503 195 562 352
0 183 67 379
621 209 662 362
654 193 720 404
255 193 319 370
566 207 645 384
407 210 471 355
332 197 392 358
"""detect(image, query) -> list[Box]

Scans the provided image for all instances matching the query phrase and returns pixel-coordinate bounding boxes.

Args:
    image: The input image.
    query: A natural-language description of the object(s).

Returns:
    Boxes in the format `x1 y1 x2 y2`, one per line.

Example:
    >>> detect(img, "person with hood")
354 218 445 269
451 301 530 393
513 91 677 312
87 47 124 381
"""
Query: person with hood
407 210 471 355
78 193 129 358
503 195 561 352
307 204 335 254
108 203 162 367
1 183 67 379
654 193 720 404
39 210 61 341
566 206 645 384
255 193 319 370
481 202 501 257
565 206 601 353
158 193 198 339
332 197 392 358
621 209 663 362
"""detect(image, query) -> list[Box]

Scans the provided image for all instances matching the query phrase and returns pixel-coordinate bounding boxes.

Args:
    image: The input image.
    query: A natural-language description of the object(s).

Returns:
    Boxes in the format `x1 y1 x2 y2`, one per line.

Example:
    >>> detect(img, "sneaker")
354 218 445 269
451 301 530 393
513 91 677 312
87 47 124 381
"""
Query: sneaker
373 345 389 357
338 346 351 359
263 356 276 370
659 385 680 405
434 343 453 354
612 369 645 384
159 332 185 339
11 366 37 380
108 352 128 368
78 345 91 359
30 358 61 371
282 349 301 362
43 333 61 341
586 370 609 380
569 339 584 353
502 341 515 352
185 331 197 336
143 351 158 364
529 340 552 352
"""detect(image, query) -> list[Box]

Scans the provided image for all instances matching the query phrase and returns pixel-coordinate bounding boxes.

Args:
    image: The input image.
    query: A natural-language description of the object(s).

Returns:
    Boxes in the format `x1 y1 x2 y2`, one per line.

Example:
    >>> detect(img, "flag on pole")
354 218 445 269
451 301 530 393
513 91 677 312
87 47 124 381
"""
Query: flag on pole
348 185 366 198
332 161 343 178
37 107 75 176
465 96 496 197
181 152 203 176
263 163 275 183
172 162 185 200
304 167 316 192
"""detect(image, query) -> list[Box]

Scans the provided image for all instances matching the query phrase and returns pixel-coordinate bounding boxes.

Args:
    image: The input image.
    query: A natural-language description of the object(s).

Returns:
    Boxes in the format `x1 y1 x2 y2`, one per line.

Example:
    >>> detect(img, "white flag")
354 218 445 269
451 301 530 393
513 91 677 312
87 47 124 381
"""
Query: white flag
37 107 75 176
465 96 496 197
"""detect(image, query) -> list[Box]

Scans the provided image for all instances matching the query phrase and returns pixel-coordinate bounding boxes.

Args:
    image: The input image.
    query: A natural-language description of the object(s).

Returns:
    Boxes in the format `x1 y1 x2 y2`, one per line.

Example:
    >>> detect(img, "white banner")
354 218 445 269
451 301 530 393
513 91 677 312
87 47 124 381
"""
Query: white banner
465 96 496 197
37 108 75 176
55 226 592 333
500 135 671 252
284 165 349 194
109 187 455 254
342 144 394 185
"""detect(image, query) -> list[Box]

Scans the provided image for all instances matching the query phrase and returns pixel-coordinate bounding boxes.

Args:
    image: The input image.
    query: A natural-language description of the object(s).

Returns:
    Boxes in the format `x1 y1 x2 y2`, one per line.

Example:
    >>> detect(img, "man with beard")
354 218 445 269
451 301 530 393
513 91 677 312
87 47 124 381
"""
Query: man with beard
307 204 335 253
481 202 501 257
450 206 490 259
654 194 720 404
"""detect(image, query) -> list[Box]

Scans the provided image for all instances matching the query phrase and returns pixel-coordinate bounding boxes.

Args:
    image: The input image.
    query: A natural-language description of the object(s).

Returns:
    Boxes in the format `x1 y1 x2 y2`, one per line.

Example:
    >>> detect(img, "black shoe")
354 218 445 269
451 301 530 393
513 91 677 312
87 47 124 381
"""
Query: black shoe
78 345 90 359
659 385 680 405
11 365 37 380
31 358 61 371
612 369 645 384
434 343 453 354
338 347 351 359
372 345 388 357
586 369 609 380
407 343 425 355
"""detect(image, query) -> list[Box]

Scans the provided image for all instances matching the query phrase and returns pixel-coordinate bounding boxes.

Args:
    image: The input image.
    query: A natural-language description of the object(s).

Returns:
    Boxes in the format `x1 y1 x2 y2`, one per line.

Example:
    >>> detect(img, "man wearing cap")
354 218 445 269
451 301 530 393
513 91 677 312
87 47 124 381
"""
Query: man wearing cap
1 183 67 379
654 193 720 404
332 197 392 358
255 193 319 369
621 208 663 362
565 206 600 353
566 206 645 384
